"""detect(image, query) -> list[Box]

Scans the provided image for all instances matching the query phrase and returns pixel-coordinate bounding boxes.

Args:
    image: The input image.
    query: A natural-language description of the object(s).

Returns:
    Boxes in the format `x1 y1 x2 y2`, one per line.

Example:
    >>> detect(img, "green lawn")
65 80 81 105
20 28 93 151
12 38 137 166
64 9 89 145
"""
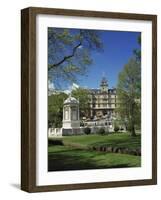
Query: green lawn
48 133 141 171
53 132 141 149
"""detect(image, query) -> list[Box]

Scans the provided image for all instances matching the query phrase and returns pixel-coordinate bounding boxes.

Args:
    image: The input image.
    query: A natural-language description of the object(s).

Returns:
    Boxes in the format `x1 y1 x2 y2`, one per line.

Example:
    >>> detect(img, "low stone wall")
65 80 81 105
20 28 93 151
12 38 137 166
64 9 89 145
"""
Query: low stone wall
49 126 115 137
48 128 62 137
91 146 141 156
62 128 82 136
90 126 113 133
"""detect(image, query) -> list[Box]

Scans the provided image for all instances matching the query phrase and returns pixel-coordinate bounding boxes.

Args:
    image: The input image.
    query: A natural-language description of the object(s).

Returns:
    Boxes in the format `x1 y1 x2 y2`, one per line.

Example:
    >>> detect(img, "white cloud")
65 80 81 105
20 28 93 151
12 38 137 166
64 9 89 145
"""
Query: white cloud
48 80 55 90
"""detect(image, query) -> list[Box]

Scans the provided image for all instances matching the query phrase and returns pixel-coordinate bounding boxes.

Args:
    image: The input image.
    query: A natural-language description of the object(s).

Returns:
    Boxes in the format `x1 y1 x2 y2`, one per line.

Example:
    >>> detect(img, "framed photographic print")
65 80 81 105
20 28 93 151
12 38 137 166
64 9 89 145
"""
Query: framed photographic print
21 7 157 192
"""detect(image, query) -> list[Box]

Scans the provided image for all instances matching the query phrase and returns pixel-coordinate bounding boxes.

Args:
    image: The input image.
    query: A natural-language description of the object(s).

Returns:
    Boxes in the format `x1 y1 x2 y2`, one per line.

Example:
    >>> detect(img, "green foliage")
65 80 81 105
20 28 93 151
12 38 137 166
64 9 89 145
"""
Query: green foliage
117 58 141 136
126 124 132 132
84 127 91 135
114 126 119 132
133 35 141 62
48 139 64 146
113 119 123 130
48 28 103 87
48 93 68 128
71 88 90 119
98 127 106 135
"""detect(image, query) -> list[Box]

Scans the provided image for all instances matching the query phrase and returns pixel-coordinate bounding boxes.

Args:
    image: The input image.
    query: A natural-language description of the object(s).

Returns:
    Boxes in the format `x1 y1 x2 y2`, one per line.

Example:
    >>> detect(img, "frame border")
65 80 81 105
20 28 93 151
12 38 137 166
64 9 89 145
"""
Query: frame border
21 7 157 192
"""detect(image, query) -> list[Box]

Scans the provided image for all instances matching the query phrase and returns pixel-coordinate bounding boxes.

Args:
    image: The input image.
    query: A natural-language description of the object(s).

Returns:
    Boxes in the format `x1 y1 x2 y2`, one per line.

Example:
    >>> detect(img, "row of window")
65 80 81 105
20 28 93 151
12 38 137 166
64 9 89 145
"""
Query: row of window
91 104 116 108
90 95 117 99
90 100 117 104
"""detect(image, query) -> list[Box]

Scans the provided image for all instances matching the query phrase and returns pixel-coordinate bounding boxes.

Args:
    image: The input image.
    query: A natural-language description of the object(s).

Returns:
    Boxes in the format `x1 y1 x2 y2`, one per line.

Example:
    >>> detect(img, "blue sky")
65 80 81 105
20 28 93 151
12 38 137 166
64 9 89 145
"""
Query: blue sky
78 30 141 89
48 29 141 90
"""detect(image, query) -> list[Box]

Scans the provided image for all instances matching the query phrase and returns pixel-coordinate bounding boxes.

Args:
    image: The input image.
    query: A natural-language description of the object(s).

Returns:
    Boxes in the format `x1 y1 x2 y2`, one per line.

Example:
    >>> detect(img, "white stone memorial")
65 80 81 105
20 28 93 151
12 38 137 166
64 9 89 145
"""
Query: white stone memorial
62 94 80 129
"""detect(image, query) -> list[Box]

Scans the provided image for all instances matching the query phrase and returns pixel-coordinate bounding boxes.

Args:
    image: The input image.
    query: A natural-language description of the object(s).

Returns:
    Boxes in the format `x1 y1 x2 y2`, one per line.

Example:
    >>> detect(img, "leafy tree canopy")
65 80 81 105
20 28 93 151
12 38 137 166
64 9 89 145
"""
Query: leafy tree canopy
48 28 103 87
48 92 68 128
117 58 141 136
71 88 90 119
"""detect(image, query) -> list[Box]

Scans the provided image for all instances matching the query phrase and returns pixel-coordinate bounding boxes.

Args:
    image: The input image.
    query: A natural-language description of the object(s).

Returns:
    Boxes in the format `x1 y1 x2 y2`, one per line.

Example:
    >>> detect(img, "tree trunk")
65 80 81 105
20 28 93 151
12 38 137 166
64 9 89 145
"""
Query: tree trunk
131 125 136 137
131 100 136 137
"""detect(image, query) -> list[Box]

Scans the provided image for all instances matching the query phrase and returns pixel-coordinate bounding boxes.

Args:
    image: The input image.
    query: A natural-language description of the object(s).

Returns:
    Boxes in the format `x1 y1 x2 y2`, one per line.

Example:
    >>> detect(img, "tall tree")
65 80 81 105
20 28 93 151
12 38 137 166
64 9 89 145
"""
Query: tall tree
71 88 90 119
48 28 103 87
117 58 141 136
48 92 68 128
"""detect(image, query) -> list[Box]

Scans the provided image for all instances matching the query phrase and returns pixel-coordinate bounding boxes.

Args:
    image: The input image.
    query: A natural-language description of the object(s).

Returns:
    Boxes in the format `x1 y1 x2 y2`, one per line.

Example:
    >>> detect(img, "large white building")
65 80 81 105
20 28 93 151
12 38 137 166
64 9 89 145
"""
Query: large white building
87 77 117 120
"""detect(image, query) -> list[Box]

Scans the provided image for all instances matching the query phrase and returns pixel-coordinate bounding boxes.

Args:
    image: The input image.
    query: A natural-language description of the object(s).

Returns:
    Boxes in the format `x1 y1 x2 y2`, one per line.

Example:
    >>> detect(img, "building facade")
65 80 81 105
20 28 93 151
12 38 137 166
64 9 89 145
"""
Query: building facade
86 77 117 125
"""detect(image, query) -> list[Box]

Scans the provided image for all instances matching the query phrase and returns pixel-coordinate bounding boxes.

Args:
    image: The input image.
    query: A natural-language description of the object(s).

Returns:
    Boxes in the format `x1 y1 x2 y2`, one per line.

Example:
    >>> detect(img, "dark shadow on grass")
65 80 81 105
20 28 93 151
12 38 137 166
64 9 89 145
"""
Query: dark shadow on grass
48 149 132 171
48 139 63 146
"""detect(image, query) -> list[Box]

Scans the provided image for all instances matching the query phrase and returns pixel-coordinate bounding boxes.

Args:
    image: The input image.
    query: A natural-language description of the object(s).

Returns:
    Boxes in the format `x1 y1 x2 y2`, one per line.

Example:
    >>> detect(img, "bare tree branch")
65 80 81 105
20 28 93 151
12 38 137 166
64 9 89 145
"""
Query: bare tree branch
49 42 82 71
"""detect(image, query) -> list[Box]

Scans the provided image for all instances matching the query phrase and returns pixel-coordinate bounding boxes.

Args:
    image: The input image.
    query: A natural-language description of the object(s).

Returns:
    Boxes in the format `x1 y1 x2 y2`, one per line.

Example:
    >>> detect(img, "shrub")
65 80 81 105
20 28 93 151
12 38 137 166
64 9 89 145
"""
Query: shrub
98 127 106 135
126 124 132 132
84 127 91 135
114 126 119 132
48 139 63 146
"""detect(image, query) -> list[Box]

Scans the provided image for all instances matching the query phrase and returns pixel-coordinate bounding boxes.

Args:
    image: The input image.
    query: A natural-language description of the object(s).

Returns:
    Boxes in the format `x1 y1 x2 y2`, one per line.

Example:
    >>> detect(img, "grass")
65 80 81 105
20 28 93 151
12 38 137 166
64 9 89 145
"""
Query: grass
48 145 141 171
59 132 141 149
48 133 141 171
